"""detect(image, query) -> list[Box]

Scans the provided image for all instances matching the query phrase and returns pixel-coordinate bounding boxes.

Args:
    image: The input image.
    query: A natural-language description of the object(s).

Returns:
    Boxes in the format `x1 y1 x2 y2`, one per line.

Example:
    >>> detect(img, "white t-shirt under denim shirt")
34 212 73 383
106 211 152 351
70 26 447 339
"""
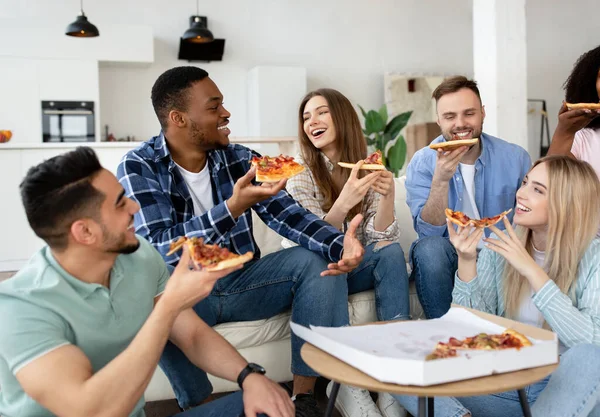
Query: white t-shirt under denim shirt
176 162 215 215
459 163 484 250
571 128 600 237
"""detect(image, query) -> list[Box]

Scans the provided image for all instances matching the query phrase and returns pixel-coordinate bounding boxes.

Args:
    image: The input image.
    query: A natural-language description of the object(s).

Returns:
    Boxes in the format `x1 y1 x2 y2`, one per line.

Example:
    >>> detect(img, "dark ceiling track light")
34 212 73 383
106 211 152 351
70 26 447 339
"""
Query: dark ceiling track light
182 0 214 43
65 0 99 38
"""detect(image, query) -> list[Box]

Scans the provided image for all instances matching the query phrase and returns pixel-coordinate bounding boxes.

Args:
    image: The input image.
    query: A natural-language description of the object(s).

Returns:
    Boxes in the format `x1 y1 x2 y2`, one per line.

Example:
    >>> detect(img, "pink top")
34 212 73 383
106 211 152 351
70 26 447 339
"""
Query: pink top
571 128 600 236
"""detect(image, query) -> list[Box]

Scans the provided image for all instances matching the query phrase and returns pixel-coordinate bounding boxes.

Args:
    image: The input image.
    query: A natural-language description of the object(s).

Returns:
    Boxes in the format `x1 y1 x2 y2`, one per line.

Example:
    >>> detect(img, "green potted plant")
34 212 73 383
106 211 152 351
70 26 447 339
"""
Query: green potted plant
358 104 412 176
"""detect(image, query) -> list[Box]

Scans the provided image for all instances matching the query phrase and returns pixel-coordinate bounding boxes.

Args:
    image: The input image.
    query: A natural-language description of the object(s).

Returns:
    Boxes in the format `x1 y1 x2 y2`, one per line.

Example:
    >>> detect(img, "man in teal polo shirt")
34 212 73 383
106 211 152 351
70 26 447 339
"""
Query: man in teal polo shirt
0 147 293 417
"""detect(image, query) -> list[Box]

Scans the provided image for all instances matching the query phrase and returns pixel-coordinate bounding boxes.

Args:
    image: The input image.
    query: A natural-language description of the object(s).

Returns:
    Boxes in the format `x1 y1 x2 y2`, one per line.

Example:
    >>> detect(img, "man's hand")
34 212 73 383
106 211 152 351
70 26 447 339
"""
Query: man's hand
321 214 365 276
432 146 469 184
227 167 287 218
161 245 242 312
242 373 294 417
555 102 600 136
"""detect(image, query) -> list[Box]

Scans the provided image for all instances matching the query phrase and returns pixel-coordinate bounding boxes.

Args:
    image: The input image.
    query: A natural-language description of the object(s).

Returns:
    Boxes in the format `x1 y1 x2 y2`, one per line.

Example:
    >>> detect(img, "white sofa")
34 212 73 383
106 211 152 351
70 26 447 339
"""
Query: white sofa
145 176 421 401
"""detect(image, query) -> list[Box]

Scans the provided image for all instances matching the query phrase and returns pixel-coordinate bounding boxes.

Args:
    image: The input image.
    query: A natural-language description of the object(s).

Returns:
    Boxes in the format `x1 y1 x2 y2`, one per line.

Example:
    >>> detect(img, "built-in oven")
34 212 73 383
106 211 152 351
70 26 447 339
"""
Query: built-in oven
42 101 95 142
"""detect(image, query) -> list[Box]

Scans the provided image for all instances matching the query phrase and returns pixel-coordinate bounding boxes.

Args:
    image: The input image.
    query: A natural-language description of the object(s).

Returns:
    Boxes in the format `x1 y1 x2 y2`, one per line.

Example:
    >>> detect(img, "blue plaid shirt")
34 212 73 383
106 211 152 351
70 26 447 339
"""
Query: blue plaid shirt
117 133 344 270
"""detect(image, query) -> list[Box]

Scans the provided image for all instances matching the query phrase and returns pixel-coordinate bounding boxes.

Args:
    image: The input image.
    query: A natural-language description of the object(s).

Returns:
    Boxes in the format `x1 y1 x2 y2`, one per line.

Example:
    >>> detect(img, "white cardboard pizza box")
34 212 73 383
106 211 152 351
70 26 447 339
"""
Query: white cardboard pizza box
291 307 558 386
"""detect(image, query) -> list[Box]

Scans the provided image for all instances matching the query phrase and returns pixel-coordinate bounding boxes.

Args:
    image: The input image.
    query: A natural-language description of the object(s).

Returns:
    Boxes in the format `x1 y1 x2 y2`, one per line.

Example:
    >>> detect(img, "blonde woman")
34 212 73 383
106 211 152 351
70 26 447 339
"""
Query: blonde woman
393 156 600 417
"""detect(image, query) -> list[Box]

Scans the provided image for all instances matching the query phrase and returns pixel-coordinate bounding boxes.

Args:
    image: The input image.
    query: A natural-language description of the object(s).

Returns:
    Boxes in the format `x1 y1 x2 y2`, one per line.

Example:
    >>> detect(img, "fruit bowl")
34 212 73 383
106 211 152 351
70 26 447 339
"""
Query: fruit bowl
0 130 13 143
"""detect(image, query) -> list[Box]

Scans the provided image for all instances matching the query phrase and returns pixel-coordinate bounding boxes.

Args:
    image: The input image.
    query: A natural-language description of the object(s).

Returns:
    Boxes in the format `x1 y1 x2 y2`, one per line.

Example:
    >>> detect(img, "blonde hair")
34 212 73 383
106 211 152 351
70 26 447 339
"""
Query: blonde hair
504 156 600 319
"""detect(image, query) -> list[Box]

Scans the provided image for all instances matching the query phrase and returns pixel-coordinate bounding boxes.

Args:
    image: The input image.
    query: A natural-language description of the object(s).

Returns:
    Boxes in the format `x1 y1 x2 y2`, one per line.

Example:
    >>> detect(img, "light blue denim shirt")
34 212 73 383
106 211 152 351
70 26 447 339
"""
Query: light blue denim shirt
405 132 531 239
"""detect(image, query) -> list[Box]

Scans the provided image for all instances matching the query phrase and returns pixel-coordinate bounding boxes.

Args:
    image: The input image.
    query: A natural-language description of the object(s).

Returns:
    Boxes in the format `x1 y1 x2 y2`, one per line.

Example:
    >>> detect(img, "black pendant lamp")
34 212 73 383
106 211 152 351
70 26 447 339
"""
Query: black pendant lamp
65 0 99 38
182 0 214 44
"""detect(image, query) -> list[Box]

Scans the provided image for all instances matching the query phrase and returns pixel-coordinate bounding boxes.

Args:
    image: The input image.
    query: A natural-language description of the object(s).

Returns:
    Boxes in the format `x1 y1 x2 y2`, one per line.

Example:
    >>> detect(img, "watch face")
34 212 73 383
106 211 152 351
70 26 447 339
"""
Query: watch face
249 363 266 374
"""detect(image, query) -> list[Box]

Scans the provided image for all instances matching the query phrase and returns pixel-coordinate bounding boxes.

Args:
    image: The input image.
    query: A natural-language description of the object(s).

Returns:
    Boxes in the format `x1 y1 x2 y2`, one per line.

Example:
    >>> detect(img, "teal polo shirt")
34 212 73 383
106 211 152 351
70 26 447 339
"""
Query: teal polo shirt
0 236 169 417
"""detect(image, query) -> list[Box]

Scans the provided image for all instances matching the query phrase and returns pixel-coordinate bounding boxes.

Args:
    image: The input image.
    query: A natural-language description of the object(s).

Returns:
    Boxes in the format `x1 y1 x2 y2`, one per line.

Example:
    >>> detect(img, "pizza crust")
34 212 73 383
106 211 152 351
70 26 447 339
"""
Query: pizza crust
445 208 471 227
429 138 479 151
337 162 386 170
503 329 533 347
252 162 305 182
204 251 254 271
565 102 600 110
166 236 187 256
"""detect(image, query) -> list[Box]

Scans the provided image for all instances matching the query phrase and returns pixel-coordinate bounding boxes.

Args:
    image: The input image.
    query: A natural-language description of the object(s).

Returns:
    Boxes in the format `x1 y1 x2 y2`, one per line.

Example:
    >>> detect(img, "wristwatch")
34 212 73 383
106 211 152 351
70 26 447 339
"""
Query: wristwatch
237 363 266 390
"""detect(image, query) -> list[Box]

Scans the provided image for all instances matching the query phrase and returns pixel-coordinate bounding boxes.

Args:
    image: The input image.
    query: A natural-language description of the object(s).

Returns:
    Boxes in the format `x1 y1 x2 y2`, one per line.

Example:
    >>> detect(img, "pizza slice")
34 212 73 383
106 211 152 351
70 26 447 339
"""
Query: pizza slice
429 138 479 151
251 155 305 183
565 102 600 110
166 237 253 271
445 208 512 229
338 150 386 171
425 329 532 361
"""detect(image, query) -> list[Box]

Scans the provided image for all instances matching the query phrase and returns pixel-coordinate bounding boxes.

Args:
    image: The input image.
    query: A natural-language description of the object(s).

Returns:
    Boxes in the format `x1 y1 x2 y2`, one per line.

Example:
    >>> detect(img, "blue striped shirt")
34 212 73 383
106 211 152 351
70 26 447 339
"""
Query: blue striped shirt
117 133 345 270
453 238 600 348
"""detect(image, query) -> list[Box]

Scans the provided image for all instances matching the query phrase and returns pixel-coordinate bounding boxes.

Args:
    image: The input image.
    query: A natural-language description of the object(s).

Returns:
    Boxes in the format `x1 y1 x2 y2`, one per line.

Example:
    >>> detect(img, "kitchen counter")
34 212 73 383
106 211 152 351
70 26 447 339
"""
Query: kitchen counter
0 142 142 150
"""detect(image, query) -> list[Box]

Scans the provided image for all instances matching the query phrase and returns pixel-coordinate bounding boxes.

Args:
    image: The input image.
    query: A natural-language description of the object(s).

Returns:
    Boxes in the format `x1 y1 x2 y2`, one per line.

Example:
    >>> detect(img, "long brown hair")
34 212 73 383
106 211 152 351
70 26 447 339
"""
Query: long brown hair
298 89 367 219
503 156 600 319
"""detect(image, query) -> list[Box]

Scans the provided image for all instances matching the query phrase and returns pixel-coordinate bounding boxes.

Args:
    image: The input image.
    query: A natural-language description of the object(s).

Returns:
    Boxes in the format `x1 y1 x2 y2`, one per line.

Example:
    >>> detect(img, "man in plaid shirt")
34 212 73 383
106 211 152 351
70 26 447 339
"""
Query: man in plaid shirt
117 66 364 416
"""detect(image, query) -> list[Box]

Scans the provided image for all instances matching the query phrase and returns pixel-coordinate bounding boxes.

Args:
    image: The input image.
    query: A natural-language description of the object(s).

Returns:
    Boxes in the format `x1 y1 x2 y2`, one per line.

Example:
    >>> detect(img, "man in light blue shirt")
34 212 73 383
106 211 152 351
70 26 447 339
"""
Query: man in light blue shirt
405 76 531 319
0 147 294 417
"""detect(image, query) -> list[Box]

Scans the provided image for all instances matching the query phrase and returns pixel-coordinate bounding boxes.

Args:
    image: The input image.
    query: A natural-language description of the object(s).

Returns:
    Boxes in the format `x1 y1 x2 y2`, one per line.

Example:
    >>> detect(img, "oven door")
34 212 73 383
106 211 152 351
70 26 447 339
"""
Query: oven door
42 103 95 142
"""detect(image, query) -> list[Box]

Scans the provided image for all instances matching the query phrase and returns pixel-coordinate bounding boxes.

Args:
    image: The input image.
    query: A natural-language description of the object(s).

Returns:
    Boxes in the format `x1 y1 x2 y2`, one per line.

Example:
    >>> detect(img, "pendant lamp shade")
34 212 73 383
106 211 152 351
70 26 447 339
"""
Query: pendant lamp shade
65 0 99 37
182 16 214 44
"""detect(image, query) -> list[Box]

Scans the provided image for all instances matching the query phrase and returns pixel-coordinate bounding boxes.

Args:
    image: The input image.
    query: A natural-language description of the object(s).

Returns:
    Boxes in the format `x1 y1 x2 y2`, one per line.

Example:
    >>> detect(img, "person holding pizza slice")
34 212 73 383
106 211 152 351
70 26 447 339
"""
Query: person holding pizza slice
547 44 600 236
405 76 531 319
117 67 366 416
393 155 600 417
286 88 410 417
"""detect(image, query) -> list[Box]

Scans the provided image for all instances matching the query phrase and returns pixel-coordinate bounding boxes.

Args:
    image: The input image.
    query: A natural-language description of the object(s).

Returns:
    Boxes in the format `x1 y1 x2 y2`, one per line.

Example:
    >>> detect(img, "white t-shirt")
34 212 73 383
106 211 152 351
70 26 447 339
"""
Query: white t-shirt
176 163 215 216
516 245 545 328
459 163 483 249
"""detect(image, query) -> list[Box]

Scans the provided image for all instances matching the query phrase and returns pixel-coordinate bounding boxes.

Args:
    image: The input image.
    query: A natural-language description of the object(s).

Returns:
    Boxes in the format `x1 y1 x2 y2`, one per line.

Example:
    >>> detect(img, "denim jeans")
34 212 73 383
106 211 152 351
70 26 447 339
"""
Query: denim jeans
173 390 267 417
159 246 349 409
392 344 600 417
347 242 410 321
410 236 458 319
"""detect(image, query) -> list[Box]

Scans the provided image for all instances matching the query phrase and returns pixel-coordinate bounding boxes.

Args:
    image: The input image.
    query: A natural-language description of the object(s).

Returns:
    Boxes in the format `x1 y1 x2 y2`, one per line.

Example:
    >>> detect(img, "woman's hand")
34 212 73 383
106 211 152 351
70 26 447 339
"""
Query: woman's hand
447 220 483 262
486 218 549 290
337 161 382 212
371 170 395 199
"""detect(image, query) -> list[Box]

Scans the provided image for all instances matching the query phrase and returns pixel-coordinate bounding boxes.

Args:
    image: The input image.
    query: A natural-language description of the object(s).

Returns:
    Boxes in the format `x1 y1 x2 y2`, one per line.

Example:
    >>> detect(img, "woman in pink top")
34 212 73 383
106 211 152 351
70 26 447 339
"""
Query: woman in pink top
548 45 600 235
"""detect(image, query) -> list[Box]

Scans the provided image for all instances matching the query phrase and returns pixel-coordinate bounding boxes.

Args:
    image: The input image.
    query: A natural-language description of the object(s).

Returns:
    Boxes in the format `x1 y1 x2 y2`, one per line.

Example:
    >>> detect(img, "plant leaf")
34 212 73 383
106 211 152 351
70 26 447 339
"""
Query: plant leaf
358 104 368 120
378 104 388 125
387 135 407 176
385 110 413 140
365 110 385 134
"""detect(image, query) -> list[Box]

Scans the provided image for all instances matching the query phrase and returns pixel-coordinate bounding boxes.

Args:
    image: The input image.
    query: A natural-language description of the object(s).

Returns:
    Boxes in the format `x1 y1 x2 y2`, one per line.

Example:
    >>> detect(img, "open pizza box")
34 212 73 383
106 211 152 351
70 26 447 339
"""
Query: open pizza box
291 306 558 386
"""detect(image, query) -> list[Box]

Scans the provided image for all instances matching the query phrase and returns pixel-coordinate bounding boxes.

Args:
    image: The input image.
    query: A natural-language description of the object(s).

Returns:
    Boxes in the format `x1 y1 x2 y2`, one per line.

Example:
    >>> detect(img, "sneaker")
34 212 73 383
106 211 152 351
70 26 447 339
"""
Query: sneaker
376 392 407 417
326 381 383 417
293 392 322 417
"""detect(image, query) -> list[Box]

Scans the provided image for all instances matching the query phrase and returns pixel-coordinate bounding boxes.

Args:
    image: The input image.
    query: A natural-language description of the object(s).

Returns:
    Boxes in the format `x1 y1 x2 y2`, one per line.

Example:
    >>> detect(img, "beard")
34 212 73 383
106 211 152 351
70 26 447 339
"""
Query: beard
101 223 140 255
190 119 228 150
441 122 484 142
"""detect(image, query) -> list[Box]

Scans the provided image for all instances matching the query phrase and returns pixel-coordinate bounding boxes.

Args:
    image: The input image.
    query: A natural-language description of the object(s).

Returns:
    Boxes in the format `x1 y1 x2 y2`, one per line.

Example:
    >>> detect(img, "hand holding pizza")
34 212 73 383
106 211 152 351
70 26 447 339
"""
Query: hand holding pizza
447 220 483 262
337 161 382 212
227 167 287 218
556 101 600 136
162 245 243 311
321 214 365 276
371 169 395 199
432 146 469 183
485 218 547 288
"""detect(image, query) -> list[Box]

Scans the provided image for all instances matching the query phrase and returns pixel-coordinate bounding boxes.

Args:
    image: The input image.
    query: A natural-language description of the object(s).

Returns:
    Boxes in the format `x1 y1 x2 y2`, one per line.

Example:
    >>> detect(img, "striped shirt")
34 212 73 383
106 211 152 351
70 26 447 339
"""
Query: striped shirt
453 237 600 348
117 132 345 270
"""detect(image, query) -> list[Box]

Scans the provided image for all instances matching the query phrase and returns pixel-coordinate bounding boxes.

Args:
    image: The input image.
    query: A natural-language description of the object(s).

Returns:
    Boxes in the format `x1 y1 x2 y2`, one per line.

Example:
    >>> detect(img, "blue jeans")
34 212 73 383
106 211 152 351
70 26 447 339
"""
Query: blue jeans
159 247 349 409
410 236 457 319
392 344 600 417
347 242 410 321
173 390 267 417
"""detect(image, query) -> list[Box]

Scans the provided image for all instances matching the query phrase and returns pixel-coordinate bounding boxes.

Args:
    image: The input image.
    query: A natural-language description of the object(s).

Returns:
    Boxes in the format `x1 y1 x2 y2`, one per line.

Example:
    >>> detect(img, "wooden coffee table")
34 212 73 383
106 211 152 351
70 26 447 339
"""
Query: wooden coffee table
300 307 558 417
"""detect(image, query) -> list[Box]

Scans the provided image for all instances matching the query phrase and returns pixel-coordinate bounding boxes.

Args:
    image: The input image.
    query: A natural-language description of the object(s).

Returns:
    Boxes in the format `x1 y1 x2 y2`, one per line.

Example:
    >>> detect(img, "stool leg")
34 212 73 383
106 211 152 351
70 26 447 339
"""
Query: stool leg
418 397 427 417
325 382 340 417
518 389 532 417
428 396 435 417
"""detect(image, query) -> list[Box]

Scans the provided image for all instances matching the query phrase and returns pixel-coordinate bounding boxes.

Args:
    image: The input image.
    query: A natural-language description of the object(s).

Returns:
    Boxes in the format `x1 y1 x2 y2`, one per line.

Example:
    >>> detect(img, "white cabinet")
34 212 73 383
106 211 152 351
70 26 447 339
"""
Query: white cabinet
37 60 99 102
0 58 41 143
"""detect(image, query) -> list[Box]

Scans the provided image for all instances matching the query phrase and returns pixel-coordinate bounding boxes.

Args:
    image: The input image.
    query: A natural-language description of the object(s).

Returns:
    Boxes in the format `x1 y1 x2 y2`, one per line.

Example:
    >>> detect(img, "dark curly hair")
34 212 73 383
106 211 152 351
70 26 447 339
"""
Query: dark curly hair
563 45 600 129
151 66 209 130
